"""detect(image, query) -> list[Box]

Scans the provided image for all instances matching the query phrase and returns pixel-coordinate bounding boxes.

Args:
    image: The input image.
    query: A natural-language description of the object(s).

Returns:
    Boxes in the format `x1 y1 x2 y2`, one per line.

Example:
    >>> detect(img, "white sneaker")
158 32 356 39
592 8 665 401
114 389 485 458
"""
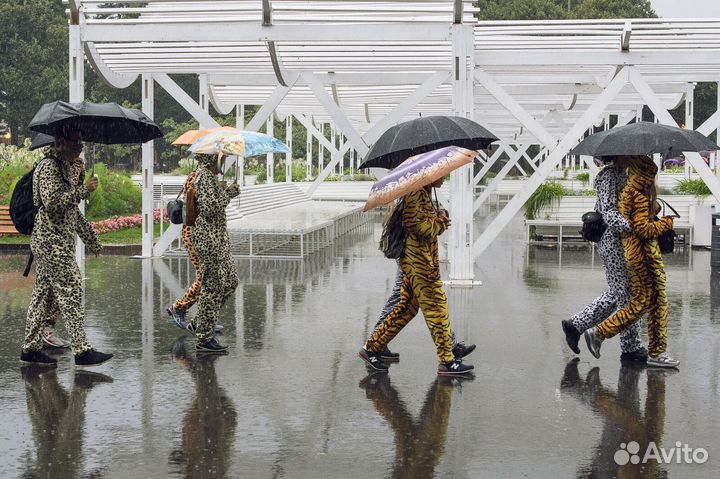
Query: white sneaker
647 352 680 369
43 326 71 349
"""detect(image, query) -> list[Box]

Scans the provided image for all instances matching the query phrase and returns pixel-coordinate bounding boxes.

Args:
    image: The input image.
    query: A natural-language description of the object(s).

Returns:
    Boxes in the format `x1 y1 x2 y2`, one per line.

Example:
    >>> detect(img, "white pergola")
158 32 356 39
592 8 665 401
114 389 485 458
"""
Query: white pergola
67 1 720 284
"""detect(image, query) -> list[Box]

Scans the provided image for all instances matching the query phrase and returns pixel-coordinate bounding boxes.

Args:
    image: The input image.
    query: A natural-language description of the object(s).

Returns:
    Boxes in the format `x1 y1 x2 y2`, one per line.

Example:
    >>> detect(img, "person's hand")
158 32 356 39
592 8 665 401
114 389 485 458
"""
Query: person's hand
85 176 99 193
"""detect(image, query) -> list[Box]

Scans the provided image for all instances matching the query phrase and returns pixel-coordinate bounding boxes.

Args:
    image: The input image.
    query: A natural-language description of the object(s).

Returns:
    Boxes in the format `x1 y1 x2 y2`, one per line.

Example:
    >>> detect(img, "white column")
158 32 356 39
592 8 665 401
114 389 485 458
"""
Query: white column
448 24 475 285
286 115 293 182
685 83 695 178
266 117 274 184
236 104 245 186
141 74 155 257
306 122 313 180
318 122 325 171
716 82 720 175
69 20 85 270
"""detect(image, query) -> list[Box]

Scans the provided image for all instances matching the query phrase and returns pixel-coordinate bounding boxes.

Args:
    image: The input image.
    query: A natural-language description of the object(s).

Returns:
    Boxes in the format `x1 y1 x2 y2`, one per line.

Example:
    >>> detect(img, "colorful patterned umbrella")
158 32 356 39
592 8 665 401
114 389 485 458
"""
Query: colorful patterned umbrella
363 145 477 212
187 129 290 157
172 127 236 146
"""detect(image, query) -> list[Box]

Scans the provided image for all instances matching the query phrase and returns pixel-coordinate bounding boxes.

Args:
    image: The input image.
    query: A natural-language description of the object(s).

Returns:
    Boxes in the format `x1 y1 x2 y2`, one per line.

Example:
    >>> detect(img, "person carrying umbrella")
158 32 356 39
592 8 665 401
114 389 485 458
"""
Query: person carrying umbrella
562 156 647 363
584 156 679 368
360 148 474 375
190 153 240 353
20 125 112 366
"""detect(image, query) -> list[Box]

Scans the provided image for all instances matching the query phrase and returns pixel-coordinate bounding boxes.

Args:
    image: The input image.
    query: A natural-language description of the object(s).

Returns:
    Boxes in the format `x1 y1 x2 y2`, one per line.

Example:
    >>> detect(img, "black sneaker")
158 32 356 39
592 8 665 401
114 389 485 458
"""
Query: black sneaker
20 350 58 366
452 342 476 359
562 320 581 354
380 347 400 361
74 349 114 367
620 347 648 363
438 360 474 376
358 348 389 372
196 338 229 354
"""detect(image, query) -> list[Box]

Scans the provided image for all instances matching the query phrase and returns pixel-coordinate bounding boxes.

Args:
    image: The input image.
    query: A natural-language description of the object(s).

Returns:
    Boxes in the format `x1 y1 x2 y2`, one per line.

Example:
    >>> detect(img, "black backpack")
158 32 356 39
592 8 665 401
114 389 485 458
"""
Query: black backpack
10 157 63 276
9 165 40 236
379 199 405 259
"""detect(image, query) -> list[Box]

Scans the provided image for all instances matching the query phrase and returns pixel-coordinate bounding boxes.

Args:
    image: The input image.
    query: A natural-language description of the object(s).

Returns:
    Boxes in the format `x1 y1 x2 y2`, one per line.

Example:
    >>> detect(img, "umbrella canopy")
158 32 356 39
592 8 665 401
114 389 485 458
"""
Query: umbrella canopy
359 115 497 170
172 126 237 146
570 121 718 157
29 133 55 150
187 130 290 157
28 100 163 144
363 145 476 212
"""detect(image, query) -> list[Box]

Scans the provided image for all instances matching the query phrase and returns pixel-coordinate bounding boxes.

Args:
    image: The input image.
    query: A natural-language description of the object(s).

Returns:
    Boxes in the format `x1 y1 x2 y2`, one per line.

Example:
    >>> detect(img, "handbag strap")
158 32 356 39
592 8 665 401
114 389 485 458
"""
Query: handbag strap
657 198 680 218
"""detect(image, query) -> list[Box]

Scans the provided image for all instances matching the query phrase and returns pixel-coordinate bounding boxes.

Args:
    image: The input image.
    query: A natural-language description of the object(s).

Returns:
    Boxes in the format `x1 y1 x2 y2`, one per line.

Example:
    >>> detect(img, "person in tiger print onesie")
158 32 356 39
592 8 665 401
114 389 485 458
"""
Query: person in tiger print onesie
562 156 646 362
584 156 679 369
166 171 223 335
191 153 239 353
361 178 474 375
21 128 113 367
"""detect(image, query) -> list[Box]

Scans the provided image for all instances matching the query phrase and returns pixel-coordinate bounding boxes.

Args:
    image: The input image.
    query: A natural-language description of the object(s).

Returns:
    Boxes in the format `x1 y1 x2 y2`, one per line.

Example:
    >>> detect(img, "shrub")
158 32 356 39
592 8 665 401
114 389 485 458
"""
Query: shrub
525 182 566 220
0 140 45 204
674 179 711 196
575 172 590 185
87 163 142 218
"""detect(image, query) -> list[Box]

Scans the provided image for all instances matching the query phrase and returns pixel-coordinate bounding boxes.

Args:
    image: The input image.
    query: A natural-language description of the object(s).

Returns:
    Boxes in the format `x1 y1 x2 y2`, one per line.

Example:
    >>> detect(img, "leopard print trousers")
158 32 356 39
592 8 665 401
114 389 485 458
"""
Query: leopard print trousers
174 226 203 312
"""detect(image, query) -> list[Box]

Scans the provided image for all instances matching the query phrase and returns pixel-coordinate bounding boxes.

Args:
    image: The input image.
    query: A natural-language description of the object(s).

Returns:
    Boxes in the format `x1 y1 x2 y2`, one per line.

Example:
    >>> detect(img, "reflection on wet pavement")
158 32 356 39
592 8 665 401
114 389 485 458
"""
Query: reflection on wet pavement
1 218 718 478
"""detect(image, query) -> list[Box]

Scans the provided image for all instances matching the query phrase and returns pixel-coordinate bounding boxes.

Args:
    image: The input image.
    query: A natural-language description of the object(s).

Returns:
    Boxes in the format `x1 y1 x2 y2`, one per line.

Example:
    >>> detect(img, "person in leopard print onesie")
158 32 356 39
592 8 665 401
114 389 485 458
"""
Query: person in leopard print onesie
191 154 240 352
21 128 113 366
562 156 647 362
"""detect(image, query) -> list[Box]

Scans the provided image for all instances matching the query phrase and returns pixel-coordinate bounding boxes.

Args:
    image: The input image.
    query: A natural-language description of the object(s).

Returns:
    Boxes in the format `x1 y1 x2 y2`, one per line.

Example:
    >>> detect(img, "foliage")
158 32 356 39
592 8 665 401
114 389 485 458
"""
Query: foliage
475 0 656 21
674 179 711 196
524 181 566 219
87 163 142 218
0 139 46 204
91 208 166 235
575 172 590 185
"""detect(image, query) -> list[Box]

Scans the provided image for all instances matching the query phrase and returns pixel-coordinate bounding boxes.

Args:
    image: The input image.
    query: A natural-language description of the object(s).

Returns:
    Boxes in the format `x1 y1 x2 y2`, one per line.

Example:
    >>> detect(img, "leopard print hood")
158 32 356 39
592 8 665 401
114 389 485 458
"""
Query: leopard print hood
194 153 217 169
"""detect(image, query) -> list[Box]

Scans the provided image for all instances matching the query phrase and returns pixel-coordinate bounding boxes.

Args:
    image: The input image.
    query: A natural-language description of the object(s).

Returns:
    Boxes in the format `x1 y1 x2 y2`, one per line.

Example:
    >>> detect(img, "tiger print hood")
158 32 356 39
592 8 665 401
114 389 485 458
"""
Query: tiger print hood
627 156 657 191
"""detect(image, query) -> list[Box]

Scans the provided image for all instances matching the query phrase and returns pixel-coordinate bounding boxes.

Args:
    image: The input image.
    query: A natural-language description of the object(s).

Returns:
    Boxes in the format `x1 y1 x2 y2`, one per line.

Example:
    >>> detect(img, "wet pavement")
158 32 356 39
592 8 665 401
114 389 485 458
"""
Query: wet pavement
0 217 718 478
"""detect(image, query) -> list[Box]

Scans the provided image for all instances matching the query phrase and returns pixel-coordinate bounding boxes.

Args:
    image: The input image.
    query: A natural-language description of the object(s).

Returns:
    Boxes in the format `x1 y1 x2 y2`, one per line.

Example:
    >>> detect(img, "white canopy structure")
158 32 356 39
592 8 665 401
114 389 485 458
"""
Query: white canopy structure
66 1 720 283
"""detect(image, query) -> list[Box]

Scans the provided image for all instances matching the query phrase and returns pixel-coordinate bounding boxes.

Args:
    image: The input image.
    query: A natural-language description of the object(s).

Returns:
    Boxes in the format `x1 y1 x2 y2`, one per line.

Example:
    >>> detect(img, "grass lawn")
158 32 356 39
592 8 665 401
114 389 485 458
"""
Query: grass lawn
0 222 170 245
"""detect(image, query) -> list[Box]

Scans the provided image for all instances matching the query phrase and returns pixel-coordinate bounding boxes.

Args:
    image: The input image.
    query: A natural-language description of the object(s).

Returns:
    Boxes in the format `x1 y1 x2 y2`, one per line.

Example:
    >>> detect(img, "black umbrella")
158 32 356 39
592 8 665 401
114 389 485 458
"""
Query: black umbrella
359 115 498 169
29 133 55 150
28 100 163 144
570 121 718 157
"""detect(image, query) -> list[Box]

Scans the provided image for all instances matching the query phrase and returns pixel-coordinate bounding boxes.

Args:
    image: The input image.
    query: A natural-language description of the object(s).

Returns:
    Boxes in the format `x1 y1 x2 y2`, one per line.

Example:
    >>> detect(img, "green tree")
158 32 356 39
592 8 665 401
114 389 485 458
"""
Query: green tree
572 0 656 19
476 0 569 20
0 0 68 144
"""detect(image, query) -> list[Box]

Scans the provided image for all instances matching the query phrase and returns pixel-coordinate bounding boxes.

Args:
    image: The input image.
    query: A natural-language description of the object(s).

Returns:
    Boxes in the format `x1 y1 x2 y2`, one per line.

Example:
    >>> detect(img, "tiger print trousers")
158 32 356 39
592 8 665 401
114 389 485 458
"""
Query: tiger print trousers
371 260 457 347
596 238 668 357
571 231 644 353
174 226 203 312
366 266 455 364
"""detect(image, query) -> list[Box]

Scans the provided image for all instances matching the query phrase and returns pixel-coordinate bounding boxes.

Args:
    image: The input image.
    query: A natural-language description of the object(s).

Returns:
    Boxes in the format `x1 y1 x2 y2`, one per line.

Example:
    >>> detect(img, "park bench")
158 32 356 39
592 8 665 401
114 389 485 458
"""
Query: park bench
526 195 701 246
0 205 19 236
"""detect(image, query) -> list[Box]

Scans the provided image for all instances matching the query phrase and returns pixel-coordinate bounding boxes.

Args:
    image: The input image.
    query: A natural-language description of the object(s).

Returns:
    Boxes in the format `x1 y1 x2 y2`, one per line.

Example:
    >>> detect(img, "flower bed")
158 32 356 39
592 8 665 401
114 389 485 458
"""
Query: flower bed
92 209 167 235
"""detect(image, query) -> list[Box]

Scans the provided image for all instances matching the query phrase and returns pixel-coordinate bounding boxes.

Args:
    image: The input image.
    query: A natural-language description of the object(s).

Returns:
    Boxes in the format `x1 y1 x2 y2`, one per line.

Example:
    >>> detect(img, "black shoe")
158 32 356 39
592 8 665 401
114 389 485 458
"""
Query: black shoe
20 350 58 365
196 338 229 354
359 348 389 372
380 346 400 361
74 371 114 389
75 349 114 367
438 360 474 376
562 320 581 354
620 347 648 363
452 342 476 359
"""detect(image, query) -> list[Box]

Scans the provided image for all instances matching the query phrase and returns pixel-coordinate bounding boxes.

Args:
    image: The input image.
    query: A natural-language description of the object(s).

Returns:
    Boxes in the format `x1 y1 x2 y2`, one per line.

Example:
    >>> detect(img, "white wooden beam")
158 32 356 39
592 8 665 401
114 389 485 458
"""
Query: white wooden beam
473 144 530 213
629 68 720 201
473 67 630 257
153 73 219 128
245 75 298 132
